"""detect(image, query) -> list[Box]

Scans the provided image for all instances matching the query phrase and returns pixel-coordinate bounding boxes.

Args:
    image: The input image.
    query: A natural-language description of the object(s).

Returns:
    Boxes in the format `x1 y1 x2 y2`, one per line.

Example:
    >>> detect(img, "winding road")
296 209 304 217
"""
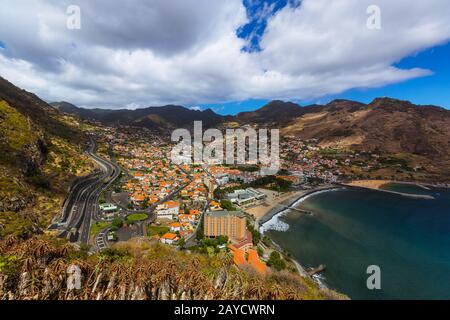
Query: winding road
52 138 196 250
54 139 121 244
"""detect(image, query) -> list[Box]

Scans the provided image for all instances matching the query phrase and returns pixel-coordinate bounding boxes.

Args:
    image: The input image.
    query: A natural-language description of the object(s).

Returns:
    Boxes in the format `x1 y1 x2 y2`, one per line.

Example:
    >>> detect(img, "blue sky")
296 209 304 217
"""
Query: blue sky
197 0 450 115
1 0 449 111
303 43 450 107
202 42 450 115
237 0 294 52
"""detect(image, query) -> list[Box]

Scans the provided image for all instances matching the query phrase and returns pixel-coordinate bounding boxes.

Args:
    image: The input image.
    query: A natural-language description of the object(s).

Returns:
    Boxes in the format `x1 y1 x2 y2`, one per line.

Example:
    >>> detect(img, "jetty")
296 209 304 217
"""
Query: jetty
371 188 435 200
307 264 326 276
274 204 312 215
337 183 435 200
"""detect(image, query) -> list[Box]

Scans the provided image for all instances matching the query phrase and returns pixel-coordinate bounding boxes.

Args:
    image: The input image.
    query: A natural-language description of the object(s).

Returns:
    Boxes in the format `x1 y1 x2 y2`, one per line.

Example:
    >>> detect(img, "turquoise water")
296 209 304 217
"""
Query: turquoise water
265 184 450 299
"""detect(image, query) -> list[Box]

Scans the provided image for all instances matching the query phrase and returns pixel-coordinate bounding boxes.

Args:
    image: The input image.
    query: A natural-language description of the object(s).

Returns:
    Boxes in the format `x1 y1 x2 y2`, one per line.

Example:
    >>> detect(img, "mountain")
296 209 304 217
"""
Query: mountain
51 97 450 180
0 80 84 144
283 97 450 155
234 97 449 164
0 77 91 238
50 102 226 131
50 101 98 120
236 100 319 125
51 97 450 162
282 97 450 179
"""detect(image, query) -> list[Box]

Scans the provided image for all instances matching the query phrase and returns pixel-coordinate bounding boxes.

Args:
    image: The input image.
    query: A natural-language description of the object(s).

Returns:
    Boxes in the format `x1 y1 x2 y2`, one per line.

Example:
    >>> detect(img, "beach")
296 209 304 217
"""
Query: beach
254 185 340 227
246 189 306 225
254 185 341 282
346 180 391 189
345 180 435 199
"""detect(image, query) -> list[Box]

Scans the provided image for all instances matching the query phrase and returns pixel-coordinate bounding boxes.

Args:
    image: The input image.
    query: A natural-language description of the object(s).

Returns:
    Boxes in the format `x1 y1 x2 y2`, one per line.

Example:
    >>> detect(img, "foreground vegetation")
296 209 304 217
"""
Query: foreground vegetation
0 236 347 300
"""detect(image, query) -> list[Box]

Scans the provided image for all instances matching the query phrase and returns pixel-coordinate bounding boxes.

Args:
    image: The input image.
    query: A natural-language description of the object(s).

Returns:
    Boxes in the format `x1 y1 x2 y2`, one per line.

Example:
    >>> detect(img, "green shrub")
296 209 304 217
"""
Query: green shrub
267 251 286 271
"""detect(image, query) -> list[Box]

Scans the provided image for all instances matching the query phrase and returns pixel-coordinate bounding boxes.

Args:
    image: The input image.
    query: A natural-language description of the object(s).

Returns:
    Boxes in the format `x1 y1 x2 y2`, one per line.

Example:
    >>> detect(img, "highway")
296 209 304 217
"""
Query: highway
55 139 121 244
53 138 194 249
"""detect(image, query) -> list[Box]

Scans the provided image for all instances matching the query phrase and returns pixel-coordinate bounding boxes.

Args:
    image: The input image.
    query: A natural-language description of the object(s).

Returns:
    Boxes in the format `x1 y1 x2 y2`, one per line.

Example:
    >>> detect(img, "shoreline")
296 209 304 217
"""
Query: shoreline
256 179 447 296
346 179 449 190
346 179 391 189
246 189 306 227
342 180 435 200
258 185 341 227
255 185 342 284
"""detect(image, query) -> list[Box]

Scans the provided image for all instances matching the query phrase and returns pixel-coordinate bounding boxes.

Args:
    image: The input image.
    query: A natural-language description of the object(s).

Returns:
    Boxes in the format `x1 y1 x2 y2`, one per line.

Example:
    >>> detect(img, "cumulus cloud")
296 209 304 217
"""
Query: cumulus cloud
0 0 449 109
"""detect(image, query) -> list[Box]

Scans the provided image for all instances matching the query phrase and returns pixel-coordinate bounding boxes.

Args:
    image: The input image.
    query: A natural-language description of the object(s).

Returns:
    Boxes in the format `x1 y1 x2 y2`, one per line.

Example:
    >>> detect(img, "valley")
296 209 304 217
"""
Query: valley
0 75 449 301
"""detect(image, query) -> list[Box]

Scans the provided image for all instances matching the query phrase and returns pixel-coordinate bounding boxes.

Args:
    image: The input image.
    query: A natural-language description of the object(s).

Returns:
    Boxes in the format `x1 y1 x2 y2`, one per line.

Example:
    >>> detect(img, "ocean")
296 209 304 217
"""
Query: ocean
262 184 450 299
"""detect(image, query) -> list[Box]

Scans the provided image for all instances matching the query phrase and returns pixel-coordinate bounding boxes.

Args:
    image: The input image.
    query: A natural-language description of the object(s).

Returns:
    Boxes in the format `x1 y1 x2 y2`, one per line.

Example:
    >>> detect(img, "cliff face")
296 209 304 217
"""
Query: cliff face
0 79 92 239
0 237 346 300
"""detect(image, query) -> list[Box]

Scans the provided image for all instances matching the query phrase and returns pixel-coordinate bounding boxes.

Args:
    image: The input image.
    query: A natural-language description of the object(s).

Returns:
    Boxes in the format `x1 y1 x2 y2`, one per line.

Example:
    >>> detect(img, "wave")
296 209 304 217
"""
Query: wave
259 208 291 233
312 273 328 289
259 188 341 234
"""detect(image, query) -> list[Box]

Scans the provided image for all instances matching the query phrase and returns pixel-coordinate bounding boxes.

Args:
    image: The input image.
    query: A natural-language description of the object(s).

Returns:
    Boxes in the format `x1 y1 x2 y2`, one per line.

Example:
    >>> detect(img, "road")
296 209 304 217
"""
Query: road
53 139 121 244
54 138 196 249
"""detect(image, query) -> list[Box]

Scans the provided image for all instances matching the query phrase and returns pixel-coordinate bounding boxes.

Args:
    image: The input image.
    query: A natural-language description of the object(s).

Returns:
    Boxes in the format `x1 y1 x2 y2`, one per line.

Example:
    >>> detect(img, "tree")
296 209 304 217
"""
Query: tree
112 218 123 230
178 237 186 249
257 246 264 257
220 199 236 211
217 235 229 245
268 251 286 271
142 198 149 209
247 221 261 245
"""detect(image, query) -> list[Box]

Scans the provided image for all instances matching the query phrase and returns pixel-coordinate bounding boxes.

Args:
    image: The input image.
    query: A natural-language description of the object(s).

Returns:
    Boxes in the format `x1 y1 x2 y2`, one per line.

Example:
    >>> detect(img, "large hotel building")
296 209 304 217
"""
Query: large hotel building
204 210 247 240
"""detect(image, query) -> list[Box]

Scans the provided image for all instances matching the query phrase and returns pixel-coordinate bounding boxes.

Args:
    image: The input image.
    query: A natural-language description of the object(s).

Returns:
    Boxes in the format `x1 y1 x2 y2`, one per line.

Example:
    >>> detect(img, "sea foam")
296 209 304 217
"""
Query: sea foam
260 188 340 234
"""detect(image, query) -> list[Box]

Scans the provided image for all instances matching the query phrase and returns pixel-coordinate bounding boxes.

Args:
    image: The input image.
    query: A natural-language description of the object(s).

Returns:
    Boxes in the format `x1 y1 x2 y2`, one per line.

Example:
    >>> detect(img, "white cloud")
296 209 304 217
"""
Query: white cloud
0 0 449 109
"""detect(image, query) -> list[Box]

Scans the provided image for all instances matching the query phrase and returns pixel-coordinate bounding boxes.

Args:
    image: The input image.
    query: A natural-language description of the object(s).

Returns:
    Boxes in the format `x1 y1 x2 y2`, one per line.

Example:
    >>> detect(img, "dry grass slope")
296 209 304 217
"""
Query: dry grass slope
0 237 347 300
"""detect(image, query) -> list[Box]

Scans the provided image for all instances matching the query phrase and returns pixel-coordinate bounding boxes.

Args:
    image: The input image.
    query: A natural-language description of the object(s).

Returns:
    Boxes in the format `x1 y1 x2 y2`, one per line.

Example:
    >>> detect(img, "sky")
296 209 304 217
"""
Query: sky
0 0 449 115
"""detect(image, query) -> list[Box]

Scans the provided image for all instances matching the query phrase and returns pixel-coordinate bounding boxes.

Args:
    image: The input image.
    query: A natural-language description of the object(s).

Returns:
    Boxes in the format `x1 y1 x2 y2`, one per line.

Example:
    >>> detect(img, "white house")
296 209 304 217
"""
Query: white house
155 201 180 220
160 232 179 245
169 222 182 232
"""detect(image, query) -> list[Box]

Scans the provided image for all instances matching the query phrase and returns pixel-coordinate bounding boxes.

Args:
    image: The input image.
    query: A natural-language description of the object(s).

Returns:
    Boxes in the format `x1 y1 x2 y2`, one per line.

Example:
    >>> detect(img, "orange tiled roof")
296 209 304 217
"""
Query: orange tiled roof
229 245 267 275
161 232 178 240
230 246 246 266
132 194 146 202
248 249 268 274
169 222 181 228
165 200 179 208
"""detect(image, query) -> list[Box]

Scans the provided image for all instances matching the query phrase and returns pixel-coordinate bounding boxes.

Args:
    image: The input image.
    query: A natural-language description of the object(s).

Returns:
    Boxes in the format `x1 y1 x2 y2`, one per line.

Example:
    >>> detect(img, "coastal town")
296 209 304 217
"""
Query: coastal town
79 123 447 278
82 126 340 275
3 0 450 303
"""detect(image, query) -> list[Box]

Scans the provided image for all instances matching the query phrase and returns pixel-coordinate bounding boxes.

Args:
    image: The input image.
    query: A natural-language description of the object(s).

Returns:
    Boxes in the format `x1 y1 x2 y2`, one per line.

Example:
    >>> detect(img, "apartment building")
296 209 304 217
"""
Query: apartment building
204 210 247 240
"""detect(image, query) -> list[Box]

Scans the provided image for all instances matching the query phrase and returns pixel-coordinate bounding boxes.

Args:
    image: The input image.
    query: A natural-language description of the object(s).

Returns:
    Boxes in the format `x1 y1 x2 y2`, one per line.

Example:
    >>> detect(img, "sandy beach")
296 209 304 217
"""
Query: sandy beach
246 189 306 224
346 180 392 190
247 185 340 227
345 180 435 200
